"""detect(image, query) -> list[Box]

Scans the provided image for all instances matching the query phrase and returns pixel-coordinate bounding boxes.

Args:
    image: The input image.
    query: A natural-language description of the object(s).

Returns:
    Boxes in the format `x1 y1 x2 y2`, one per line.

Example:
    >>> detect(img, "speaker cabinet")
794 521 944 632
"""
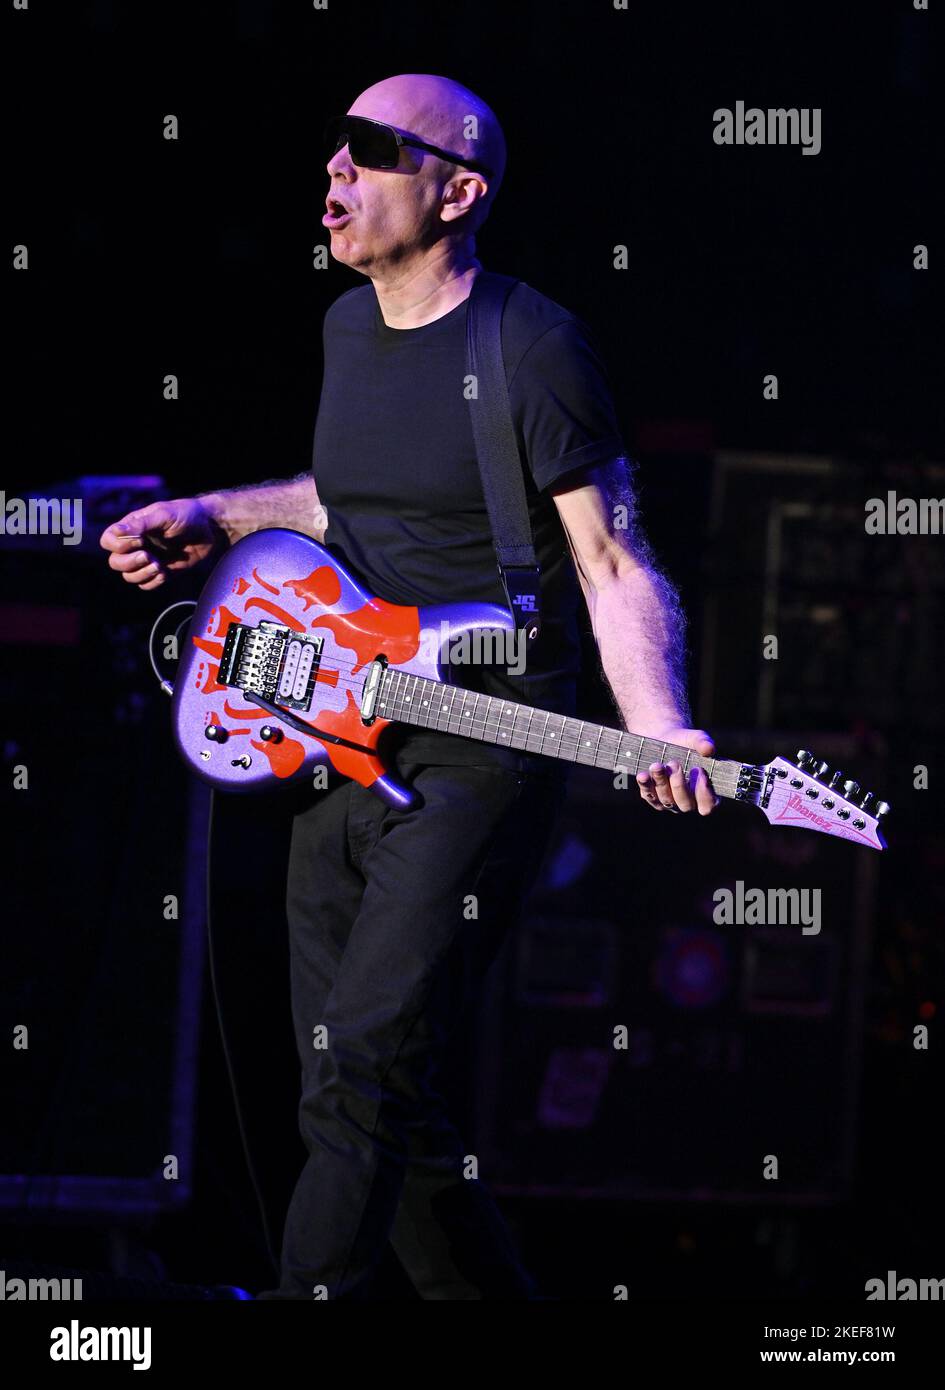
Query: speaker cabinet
475 739 877 1203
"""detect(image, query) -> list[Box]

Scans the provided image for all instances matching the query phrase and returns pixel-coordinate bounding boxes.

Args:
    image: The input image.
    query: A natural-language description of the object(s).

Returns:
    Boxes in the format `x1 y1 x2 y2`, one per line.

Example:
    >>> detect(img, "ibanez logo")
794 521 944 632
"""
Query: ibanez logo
784 791 836 831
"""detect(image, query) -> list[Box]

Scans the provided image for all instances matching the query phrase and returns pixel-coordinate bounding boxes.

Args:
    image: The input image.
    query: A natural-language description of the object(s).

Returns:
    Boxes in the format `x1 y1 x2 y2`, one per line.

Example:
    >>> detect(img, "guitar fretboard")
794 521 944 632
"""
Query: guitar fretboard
376 668 742 798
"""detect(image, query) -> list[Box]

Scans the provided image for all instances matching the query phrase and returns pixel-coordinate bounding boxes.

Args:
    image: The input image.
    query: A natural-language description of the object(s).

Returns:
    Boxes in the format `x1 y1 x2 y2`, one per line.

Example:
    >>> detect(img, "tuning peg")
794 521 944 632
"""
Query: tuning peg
859 791 875 813
841 779 860 800
828 770 844 790
874 800 891 819
812 759 830 780
795 749 814 769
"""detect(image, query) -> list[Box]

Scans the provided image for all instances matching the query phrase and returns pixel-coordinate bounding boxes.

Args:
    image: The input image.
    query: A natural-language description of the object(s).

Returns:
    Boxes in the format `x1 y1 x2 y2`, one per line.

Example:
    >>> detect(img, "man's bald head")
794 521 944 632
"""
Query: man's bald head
348 73 506 232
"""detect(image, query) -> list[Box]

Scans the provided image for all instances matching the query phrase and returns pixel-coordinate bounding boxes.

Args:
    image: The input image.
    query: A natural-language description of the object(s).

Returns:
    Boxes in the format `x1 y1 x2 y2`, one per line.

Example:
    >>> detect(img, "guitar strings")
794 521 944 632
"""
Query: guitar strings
208 642 737 783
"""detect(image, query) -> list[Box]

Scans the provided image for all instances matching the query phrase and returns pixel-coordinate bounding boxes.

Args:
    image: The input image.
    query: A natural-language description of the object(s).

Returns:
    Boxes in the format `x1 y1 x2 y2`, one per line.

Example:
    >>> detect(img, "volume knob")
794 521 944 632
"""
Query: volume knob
259 725 284 744
205 723 228 743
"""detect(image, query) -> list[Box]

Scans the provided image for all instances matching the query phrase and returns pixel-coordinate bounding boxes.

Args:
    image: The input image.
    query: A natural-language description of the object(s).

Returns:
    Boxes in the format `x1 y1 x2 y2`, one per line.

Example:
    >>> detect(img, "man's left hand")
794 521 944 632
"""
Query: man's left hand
635 727 720 816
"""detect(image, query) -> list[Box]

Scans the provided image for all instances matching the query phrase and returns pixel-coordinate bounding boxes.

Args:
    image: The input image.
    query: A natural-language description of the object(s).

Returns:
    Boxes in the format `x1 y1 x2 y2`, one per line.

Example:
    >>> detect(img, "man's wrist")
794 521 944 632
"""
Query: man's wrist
622 707 692 736
195 490 224 520
195 490 238 543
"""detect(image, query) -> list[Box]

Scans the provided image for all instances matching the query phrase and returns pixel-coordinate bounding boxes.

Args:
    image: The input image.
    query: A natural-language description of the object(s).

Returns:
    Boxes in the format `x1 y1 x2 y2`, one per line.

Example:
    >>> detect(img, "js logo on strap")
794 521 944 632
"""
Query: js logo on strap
514 594 537 612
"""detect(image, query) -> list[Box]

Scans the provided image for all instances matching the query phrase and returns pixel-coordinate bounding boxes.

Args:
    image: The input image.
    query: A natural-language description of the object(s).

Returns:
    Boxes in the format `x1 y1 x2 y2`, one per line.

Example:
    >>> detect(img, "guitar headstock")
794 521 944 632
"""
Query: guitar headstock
740 749 890 851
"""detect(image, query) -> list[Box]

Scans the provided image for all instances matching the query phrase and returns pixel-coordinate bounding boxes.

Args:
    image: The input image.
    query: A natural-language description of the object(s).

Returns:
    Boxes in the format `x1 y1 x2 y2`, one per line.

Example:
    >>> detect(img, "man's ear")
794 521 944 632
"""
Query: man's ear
440 172 488 223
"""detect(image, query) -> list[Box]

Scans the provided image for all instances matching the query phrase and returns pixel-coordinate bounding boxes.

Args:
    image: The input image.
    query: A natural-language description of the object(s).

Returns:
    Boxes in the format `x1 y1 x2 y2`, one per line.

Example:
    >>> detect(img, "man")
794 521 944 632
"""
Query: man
101 73 719 1299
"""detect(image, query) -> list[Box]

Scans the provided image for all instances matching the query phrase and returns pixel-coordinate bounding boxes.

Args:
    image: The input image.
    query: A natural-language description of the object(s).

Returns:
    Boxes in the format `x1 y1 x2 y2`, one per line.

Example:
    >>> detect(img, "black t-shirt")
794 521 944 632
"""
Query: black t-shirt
311 275 625 771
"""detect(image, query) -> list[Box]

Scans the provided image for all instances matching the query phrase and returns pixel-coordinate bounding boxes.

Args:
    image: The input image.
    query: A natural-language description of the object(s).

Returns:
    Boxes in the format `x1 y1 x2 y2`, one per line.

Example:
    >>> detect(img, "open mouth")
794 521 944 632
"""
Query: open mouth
323 197 352 228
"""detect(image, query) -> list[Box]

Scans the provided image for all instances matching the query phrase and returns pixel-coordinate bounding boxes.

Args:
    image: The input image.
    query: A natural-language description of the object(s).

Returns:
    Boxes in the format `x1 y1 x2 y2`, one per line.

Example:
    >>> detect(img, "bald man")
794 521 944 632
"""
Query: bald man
101 73 719 1300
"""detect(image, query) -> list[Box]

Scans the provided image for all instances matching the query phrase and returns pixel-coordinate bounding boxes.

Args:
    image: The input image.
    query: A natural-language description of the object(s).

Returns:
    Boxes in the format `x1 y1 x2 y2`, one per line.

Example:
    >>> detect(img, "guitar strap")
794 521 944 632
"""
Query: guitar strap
465 270 542 642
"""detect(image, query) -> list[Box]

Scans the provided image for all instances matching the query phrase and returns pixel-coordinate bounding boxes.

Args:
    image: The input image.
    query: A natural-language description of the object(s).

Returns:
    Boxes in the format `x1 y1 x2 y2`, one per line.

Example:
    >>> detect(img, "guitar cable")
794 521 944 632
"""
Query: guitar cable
148 601 197 697
148 607 383 1284
149 601 282 1282
204 787 282 1280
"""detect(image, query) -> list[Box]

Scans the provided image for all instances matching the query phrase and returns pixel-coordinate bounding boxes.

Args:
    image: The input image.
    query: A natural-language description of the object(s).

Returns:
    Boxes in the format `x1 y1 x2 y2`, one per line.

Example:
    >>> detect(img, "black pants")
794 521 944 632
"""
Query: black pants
257 758 566 1300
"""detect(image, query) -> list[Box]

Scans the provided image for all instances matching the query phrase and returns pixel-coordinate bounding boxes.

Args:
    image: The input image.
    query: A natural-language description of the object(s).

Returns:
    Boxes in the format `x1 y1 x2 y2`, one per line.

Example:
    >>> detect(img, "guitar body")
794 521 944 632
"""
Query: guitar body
172 529 513 808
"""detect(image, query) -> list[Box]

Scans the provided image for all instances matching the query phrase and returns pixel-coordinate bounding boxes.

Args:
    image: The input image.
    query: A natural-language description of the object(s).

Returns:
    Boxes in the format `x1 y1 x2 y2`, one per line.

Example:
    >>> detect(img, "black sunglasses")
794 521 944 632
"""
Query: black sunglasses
325 114 492 178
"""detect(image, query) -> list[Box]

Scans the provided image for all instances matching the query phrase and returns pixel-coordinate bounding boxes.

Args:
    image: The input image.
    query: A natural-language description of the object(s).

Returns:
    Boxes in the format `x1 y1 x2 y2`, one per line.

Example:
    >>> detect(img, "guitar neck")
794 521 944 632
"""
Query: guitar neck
376 667 743 798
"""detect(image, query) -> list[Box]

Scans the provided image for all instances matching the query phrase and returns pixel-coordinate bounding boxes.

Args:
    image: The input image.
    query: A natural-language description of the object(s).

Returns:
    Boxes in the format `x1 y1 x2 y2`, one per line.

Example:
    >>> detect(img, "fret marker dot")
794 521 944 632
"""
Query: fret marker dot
464 710 470 717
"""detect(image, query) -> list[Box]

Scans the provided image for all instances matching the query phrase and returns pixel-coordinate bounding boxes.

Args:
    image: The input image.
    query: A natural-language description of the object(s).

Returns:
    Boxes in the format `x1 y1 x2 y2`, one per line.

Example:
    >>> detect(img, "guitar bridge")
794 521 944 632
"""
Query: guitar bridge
218 621 324 712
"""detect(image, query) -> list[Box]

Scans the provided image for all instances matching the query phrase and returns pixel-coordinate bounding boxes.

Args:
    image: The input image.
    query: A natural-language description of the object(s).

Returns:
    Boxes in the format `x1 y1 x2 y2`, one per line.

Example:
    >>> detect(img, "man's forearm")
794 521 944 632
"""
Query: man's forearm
589 565 690 733
198 472 328 544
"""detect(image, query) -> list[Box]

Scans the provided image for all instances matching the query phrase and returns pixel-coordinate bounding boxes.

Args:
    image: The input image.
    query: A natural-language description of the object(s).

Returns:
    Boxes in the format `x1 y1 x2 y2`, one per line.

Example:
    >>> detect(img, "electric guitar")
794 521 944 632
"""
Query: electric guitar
169 529 890 849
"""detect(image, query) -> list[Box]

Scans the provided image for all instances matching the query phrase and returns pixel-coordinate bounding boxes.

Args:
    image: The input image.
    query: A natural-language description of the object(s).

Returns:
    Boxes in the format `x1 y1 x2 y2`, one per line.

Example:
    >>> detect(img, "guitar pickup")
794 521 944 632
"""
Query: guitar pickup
358 656 387 722
218 621 324 712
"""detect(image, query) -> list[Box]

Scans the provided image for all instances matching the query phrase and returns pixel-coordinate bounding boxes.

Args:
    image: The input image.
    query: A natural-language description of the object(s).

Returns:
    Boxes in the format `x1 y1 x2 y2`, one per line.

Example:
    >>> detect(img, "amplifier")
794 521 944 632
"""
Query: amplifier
0 537 206 1218
698 451 944 732
475 740 877 1203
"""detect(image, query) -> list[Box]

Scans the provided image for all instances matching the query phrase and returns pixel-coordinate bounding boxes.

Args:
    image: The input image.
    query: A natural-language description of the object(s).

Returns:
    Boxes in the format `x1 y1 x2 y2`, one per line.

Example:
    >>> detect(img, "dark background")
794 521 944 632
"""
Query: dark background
2 0 941 1304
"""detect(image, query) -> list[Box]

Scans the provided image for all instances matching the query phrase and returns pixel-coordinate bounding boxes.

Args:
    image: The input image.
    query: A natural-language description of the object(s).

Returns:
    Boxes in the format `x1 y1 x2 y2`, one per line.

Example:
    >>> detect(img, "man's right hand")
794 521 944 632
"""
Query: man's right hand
99 497 223 591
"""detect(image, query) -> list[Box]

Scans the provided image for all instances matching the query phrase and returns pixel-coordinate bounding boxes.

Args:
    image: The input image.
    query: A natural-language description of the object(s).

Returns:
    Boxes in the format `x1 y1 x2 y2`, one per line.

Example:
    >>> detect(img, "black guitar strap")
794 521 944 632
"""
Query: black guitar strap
465 270 542 642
